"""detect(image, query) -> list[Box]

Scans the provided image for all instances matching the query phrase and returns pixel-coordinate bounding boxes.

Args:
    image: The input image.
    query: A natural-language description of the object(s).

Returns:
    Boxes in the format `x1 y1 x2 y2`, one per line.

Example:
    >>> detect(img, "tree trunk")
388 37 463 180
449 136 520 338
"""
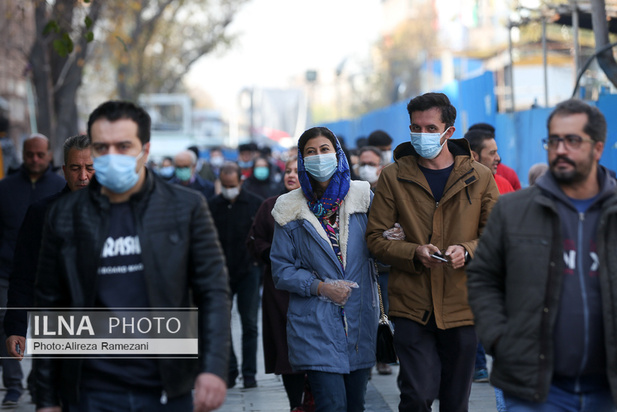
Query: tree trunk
591 0 617 89
29 1 54 140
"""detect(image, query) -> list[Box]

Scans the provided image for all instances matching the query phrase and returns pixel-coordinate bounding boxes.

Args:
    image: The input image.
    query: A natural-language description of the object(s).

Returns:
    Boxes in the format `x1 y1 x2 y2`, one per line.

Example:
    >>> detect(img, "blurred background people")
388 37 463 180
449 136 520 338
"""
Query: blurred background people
238 143 258 180
468 122 521 190
367 130 394 166
170 149 215 201
209 162 264 389
157 156 175 181
528 162 549 186
247 156 311 411
242 155 284 200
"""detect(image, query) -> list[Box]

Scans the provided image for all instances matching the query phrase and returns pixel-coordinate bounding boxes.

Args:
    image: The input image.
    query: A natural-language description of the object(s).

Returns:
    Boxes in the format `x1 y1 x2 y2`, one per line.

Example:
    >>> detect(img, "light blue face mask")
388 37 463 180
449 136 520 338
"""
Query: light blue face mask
238 160 254 169
175 167 192 182
93 152 143 193
158 166 174 179
303 153 338 182
410 127 450 160
253 166 270 181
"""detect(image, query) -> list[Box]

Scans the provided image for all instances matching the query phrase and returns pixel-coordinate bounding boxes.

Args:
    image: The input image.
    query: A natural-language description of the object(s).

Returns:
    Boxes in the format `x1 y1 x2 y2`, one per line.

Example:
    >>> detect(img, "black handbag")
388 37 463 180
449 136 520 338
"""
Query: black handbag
376 281 397 364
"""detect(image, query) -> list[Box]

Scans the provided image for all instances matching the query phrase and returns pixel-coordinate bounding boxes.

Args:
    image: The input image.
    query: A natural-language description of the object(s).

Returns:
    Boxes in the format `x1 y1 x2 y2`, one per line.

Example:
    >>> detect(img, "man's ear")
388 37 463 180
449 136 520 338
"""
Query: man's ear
471 151 480 162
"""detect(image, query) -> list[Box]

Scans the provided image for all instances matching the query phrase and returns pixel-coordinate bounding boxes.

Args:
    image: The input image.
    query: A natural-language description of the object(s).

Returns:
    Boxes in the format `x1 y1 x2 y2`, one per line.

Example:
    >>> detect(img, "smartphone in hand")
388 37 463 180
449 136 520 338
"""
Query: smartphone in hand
430 253 449 263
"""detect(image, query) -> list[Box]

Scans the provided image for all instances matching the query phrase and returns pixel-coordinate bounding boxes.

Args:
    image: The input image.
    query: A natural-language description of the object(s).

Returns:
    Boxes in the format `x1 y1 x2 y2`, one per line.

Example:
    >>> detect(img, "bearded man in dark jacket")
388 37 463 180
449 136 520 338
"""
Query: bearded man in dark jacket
468 99 617 410
34 101 231 412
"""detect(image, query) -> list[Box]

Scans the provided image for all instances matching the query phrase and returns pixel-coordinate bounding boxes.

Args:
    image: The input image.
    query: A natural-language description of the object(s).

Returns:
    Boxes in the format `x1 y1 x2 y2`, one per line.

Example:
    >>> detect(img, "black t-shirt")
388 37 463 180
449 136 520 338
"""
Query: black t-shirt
418 164 454 202
82 202 162 392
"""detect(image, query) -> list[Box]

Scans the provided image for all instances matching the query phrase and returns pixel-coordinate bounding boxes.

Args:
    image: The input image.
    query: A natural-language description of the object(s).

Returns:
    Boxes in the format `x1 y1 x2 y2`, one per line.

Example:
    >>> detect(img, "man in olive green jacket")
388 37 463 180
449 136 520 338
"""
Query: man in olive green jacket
366 92 499 411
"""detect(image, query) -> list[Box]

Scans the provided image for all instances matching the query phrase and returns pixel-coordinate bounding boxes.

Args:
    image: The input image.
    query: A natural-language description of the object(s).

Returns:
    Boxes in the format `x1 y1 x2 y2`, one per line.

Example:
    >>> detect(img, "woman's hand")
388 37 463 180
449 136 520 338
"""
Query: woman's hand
319 280 358 306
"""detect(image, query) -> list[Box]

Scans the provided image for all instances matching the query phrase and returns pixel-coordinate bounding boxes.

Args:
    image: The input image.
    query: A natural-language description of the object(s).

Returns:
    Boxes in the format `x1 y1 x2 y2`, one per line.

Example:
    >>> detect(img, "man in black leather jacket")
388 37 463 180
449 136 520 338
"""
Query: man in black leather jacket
34 101 231 412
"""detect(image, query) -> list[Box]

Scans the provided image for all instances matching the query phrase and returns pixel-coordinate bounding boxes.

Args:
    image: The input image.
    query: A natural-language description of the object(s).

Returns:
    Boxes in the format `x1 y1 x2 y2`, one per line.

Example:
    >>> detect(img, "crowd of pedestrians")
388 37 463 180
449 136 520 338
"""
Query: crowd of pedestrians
0 93 615 412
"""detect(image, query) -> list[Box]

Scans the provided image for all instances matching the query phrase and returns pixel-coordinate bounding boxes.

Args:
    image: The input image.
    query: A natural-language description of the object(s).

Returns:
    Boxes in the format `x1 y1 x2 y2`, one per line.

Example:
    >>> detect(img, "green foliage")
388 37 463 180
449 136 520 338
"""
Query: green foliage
42 20 60 36
52 33 74 58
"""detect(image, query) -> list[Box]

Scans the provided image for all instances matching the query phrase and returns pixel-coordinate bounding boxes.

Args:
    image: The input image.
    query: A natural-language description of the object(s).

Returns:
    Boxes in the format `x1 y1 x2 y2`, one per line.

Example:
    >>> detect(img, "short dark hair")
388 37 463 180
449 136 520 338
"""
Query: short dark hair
464 129 494 154
547 99 607 143
220 161 242 181
367 130 392 147
63 134 90 165
87 101 151 145
187 145 200 159
468 123 495 136
358 146 382 163
238 143 257 153
407 93 456 129
297 127 338 156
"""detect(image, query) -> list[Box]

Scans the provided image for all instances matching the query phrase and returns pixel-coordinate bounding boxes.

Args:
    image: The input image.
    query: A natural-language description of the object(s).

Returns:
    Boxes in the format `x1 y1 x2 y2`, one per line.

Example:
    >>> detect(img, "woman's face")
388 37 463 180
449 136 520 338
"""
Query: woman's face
284 159 300 191
303 136 335 158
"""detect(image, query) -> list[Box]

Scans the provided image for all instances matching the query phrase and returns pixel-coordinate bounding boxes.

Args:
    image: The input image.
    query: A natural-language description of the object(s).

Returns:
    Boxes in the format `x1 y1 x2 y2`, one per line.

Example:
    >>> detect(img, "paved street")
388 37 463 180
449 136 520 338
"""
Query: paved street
220 301 499 412
7 302 499 411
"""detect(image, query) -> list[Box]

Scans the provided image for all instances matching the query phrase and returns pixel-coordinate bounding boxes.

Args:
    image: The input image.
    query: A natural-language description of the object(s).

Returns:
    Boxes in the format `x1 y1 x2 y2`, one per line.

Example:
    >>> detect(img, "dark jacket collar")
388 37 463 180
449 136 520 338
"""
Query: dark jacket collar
536 165 617 209
88 167 155 210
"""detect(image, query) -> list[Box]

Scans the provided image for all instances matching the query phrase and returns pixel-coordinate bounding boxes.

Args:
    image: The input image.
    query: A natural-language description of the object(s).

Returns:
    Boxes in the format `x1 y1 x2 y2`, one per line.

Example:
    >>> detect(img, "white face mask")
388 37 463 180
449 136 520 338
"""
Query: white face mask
358 165 380 184
221 186 240 200
381 150 393 165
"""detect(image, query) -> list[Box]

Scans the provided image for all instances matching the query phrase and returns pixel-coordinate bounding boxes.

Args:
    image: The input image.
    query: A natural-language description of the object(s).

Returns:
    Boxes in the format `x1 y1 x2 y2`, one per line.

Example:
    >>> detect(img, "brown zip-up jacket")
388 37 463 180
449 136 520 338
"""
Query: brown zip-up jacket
366 139 499 329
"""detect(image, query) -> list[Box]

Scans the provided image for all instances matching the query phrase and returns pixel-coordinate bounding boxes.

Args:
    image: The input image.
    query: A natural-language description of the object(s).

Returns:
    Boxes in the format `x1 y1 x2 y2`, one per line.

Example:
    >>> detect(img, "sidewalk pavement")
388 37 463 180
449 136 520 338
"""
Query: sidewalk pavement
6 302 499 411
220 300 500 412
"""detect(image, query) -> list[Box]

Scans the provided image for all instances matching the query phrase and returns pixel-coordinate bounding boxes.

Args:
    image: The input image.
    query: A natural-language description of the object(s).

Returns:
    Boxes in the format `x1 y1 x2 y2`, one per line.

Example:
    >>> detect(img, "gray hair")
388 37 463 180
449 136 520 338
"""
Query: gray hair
63 134 91 165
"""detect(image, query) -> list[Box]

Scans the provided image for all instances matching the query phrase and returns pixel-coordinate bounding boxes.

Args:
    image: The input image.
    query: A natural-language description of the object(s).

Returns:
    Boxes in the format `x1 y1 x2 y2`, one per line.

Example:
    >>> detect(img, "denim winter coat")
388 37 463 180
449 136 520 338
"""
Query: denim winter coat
270 180 378 373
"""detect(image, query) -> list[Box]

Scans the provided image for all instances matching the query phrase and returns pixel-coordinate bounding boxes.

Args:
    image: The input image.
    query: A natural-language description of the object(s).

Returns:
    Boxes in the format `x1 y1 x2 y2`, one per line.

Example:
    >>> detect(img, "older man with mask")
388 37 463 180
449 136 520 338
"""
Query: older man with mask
34 101 231 412
0 134 65 406
170 149 215 201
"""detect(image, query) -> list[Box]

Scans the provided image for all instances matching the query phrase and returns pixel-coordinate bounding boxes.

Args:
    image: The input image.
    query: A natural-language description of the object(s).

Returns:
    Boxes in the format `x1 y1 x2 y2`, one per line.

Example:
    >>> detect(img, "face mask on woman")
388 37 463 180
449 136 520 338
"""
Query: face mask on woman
303 153 338 182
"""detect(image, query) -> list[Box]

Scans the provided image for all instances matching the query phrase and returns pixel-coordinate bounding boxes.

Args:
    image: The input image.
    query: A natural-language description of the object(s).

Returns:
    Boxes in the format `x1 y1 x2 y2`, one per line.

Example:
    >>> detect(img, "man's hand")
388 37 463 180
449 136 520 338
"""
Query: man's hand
36 408 61 412
415 244 445 268
6 335 25 360
193 372 227 412
443 245 467 270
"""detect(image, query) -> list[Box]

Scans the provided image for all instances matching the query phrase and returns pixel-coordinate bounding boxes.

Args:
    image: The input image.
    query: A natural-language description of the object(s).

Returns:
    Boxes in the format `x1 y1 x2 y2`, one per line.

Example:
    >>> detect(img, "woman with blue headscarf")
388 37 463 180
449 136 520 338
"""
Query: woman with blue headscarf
270 127 378 412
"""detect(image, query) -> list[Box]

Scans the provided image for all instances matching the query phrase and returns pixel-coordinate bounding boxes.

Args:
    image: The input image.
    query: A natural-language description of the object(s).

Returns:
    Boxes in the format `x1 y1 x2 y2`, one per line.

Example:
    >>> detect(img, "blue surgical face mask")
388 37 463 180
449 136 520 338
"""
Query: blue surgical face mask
93 152 143 193
175 167 192 182
410 127 451 160
303 153 338 182
253 166 270 181
159 165 174 178
238 160 254 169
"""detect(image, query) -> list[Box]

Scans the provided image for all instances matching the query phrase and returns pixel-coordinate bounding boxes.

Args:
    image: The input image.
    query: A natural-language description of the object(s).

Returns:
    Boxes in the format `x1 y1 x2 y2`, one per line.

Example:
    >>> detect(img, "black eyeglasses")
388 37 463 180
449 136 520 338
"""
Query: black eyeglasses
542 135 595 150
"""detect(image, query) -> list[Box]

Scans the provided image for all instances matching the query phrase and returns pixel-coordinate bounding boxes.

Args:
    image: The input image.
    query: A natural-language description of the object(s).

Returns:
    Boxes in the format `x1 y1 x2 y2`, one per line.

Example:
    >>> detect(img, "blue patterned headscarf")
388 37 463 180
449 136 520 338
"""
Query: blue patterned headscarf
298 132 351 220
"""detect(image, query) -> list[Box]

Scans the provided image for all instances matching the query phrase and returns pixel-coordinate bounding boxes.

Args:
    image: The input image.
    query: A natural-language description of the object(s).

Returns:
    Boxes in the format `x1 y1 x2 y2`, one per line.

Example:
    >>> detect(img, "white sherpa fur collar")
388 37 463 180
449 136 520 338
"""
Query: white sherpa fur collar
271 180 371 268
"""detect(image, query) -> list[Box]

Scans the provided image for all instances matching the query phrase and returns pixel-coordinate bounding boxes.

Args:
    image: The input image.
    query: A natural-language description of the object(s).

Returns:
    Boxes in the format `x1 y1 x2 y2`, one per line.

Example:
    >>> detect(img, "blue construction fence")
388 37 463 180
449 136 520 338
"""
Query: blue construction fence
321 71 617 187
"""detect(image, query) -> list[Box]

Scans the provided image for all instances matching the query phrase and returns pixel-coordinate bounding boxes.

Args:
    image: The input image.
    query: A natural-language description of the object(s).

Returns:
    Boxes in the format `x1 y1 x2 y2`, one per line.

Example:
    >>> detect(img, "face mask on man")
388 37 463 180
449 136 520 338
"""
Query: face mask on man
159 165 174 179
175 167 192 182
410 127 451 160
358 165 379 184
238 160 254 169
303 153 338 182
221 186 240 200
93 152 144 193
381 150 393 165
210 156 224 168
